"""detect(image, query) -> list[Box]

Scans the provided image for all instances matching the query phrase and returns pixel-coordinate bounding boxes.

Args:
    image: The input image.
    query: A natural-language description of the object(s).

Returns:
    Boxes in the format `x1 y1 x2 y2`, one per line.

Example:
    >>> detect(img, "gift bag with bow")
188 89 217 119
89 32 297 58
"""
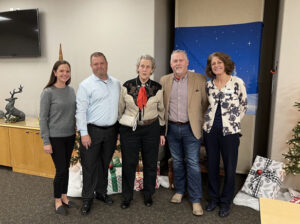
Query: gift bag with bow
107 156 122 194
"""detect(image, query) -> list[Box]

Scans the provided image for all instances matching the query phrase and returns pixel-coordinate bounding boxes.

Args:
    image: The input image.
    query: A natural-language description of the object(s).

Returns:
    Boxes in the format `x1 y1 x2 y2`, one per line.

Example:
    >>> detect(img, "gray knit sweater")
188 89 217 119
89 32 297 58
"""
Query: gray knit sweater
39 85 76 145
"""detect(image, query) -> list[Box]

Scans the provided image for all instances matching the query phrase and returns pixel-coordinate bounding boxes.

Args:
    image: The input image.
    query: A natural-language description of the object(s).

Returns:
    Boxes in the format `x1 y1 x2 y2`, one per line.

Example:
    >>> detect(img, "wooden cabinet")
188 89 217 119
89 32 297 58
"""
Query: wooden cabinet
34 132 55 177
0 118 55 178
9 128 36 171
0 126 11 166
9 128 55 178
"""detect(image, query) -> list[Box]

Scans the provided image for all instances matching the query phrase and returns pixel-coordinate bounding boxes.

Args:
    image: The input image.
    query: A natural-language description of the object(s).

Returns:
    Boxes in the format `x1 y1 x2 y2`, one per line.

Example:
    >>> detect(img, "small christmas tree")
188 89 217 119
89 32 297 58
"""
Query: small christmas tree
283 102 300 175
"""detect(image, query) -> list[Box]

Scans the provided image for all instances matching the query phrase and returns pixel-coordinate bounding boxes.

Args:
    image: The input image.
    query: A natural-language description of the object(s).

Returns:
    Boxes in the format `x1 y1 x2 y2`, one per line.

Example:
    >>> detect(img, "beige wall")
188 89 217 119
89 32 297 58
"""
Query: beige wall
0 0 169 117
269 0 300 190
175 0 264 173
175 0 264 27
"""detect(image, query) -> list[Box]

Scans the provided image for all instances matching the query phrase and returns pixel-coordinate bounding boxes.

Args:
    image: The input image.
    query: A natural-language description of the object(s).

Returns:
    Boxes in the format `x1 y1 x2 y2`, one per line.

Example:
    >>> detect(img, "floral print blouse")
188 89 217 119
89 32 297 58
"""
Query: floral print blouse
203 76 248 136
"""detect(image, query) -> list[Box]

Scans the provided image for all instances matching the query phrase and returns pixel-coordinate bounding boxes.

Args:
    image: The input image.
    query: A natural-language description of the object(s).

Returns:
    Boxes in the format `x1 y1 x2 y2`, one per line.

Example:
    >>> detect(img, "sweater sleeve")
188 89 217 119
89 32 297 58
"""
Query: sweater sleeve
39 89 51 145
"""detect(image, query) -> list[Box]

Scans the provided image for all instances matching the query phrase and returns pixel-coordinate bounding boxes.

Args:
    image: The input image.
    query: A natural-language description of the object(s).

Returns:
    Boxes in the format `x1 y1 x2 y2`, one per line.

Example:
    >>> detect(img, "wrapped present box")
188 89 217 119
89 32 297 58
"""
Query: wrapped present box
241 156 285 198
134 161 160 191
134 171 159 191
289 188 300 204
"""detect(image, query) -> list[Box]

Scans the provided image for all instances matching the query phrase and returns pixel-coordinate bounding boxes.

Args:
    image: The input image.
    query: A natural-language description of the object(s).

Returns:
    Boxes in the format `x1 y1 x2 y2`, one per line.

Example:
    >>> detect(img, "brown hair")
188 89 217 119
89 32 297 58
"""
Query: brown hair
205 52 235 79
90 52 107 64
44 60 71 89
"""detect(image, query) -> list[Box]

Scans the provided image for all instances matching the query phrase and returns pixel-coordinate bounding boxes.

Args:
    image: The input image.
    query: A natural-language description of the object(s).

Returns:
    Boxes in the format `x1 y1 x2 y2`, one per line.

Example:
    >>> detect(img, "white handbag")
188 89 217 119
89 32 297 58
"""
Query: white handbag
119 113 138 131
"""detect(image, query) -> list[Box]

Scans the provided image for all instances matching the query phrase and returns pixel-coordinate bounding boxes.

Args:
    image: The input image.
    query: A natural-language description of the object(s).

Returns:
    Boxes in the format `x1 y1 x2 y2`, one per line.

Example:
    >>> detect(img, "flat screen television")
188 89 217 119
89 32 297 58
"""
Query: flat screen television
0 9 41 57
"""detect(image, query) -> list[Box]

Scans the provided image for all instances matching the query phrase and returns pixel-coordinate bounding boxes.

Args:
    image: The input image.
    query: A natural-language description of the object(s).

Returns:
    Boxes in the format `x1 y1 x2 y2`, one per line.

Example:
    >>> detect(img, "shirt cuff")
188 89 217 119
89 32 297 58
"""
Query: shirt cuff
42 136 50 146
80 130 88 136
160 125 166 136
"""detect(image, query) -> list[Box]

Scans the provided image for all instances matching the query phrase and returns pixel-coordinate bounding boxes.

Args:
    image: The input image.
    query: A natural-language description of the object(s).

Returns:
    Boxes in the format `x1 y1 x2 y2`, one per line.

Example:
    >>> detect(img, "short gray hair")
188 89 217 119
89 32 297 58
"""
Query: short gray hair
136 54 156 71
170 49 188 62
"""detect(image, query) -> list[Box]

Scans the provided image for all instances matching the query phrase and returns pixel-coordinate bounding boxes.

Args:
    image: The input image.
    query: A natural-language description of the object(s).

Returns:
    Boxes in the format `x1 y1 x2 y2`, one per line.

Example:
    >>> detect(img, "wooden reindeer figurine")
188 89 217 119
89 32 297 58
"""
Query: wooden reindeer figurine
5 85 26 122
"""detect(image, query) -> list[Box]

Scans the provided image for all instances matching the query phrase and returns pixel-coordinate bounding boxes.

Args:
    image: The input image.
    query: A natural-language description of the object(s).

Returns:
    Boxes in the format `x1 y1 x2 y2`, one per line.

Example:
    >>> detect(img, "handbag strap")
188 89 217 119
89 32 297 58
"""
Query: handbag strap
132 112 139 131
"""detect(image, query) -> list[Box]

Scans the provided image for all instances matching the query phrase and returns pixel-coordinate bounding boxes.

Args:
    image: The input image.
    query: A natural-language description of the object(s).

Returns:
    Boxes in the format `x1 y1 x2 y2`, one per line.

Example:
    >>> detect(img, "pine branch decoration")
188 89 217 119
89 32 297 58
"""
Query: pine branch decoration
283 102 300 175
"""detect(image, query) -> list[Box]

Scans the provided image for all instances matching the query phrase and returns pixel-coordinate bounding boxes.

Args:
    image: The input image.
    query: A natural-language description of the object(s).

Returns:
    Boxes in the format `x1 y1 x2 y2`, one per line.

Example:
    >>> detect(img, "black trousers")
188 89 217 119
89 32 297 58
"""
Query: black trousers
203 129 240 209
50 135 75 199
120 119 160 201
79 124 118 200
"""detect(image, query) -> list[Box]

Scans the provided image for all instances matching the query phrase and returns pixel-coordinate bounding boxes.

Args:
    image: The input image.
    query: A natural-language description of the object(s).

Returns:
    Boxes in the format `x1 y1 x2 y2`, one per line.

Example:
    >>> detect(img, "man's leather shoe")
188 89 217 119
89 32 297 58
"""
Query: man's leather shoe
192 203 204 216
81 201 92 216
144 196 153 207
95 193 114 205
170 193 183 203
219 208 230 217
205 201 218 212
120 200 131 209
55 205 67 216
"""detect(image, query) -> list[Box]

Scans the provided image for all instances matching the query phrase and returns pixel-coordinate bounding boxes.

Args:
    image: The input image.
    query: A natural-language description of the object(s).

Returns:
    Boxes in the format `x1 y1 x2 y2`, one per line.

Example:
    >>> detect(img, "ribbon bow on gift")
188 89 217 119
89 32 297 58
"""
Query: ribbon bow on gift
248 158 282 197
109 156 122 192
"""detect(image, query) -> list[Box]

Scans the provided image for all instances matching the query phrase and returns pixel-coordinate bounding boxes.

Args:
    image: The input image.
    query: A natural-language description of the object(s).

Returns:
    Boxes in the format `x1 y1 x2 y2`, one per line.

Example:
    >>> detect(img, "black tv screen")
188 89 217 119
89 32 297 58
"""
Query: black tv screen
0 9 40 57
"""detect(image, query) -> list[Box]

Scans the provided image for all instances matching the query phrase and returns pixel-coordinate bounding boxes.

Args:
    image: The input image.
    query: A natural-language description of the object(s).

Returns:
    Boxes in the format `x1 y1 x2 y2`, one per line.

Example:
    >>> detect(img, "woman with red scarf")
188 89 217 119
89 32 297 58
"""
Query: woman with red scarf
118 55 165 209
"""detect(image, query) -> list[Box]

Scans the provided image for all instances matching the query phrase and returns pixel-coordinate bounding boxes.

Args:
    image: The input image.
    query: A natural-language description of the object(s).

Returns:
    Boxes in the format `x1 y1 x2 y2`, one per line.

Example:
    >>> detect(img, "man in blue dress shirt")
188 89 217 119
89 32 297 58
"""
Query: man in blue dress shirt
76 52 120 215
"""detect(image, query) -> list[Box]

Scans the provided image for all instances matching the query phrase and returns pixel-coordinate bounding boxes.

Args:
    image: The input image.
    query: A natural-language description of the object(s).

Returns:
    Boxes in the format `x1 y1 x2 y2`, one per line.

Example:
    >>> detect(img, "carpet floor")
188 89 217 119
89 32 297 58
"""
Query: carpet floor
0 166 260 224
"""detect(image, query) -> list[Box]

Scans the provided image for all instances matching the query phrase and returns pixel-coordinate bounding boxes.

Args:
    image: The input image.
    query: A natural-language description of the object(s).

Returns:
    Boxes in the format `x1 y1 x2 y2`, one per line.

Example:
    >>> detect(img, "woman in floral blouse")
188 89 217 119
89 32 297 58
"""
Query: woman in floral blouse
203 52 247 217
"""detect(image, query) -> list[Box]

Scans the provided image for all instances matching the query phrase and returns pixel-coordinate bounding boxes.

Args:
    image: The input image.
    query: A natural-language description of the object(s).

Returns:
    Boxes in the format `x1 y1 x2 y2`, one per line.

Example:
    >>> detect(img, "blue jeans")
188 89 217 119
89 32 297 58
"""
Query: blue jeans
167 123 202 203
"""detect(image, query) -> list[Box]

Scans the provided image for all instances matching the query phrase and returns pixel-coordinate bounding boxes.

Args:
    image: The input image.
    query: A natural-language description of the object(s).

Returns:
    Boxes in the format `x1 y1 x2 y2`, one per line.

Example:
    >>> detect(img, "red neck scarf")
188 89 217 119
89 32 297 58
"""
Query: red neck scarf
137 86 147 110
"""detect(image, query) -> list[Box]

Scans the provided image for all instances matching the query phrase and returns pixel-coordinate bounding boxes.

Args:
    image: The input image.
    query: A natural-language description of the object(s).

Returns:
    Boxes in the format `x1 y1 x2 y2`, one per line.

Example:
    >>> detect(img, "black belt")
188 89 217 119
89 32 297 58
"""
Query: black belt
168 120 189 126
88 123 116 129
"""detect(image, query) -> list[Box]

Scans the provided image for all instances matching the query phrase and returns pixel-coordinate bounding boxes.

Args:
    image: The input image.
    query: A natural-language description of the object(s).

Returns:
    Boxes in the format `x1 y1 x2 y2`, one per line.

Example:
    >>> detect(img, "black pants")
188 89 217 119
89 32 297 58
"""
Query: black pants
120 119 160 201
79 124 118 200
50 135 75 199
203 129 240 209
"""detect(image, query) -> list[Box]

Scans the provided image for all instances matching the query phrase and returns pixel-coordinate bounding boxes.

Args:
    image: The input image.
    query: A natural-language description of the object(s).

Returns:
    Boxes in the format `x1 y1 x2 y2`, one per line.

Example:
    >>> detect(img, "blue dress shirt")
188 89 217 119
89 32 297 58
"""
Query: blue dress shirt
76 74 120 136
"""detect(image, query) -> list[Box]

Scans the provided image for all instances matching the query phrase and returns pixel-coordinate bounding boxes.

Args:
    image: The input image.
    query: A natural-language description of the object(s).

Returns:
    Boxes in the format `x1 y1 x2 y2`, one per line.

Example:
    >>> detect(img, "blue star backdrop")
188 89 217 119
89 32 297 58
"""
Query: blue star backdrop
174 22 263 114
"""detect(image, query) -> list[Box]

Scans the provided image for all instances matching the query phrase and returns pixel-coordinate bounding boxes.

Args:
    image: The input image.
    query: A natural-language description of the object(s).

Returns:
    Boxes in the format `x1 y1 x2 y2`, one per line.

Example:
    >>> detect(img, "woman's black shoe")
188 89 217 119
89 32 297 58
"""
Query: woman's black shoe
205 201 218 212
120 200 131 209
219 208 230 217
62 200 78 208
144 197 153 207
55 205 67 216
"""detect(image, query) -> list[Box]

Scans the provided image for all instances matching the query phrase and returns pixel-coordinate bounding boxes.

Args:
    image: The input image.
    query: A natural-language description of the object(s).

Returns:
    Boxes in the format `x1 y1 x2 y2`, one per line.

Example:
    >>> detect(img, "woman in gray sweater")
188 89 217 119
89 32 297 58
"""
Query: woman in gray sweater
39 60 76 215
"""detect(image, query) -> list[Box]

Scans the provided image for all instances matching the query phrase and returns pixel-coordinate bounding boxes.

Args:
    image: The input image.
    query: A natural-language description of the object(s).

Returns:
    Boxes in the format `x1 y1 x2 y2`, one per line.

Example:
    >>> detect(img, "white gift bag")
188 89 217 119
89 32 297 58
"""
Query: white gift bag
233 191 259 211
67 163 83 197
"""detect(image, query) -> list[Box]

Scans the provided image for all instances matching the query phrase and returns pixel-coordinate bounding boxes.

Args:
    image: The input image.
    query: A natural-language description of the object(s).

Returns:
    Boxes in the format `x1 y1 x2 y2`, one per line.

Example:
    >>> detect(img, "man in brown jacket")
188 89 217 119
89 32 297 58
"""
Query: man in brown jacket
160 49 208 216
